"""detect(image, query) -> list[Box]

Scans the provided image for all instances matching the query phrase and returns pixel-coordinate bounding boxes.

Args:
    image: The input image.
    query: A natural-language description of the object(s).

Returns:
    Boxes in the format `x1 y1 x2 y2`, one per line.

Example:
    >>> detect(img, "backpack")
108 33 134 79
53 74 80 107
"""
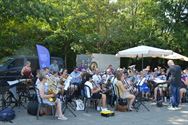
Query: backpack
0 108 15 123
27 101 38 116
28 92 38 102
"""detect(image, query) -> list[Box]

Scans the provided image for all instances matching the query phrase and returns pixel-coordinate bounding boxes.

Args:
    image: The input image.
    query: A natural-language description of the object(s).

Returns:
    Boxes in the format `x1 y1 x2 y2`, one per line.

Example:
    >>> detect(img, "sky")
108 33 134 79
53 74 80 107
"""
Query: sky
109 0 117 4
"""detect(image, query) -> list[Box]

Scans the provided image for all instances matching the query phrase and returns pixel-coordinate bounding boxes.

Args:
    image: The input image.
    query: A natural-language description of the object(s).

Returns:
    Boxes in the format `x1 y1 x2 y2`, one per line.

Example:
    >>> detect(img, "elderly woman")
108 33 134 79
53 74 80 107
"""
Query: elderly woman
21 61 33 79
37 74 67 120
116 72 135 111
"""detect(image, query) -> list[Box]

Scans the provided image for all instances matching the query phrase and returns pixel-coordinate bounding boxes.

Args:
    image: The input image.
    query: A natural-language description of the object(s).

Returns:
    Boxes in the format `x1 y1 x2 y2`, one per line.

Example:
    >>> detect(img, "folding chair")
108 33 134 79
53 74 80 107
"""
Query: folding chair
108 82 116 107
114 84 128 106
35 87 56 120
83 85 99 113
134 79 150 112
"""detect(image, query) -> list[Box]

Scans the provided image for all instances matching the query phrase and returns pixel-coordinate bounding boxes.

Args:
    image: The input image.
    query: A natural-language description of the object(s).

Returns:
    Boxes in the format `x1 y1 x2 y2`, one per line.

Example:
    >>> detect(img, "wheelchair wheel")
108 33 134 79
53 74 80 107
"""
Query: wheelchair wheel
4 92 17 108
28 87 36 101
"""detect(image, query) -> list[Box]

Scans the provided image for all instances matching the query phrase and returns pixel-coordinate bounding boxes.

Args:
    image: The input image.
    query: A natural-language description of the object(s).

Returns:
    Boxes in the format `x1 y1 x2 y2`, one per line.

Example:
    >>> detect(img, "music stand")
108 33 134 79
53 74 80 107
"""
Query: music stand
6 79 31 109
134 78 150 112
153 79 168 103
62 89 77 117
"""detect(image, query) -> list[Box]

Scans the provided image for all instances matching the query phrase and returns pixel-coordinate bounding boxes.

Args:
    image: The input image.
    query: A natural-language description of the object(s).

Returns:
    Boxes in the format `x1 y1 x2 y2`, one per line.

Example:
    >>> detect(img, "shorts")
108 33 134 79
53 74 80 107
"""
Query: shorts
42 99 56 106
92 93 102 99
139 83 150 93
121 91 132 99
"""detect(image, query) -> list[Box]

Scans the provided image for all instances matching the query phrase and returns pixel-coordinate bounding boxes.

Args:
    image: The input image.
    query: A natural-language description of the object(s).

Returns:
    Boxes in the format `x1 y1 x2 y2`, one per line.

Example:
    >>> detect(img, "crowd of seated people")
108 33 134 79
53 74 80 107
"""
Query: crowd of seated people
23 60 188 120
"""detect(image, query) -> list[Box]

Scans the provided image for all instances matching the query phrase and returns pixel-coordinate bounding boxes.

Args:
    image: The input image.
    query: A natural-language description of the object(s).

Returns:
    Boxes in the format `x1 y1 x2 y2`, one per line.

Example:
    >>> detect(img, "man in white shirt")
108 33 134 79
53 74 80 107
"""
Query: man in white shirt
102 69 114 84
84 74 109 111
92 68 102 86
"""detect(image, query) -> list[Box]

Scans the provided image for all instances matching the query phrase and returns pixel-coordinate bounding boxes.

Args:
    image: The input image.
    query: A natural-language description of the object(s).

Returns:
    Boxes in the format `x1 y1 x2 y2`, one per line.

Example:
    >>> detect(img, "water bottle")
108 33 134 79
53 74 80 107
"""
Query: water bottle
44 82 48 93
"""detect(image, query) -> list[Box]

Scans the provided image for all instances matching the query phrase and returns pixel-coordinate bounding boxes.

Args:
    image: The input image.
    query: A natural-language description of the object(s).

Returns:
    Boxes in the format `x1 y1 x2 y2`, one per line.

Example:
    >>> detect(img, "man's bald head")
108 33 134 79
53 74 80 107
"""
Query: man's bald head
167 60 175 66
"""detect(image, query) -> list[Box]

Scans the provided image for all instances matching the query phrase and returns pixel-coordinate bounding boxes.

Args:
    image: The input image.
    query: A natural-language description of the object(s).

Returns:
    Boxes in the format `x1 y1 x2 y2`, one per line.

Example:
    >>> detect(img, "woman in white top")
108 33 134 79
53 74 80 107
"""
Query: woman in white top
37 74 67 120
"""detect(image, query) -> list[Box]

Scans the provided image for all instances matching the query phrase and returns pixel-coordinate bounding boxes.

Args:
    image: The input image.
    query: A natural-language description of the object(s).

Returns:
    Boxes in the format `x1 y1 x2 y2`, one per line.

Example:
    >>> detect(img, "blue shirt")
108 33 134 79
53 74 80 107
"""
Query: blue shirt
70 71 82 85
49 64 59 72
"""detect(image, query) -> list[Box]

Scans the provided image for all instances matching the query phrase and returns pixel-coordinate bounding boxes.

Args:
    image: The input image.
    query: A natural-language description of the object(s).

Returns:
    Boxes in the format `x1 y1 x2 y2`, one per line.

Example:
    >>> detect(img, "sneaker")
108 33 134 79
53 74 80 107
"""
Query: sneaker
168 106 176 111
58 116 68 120
175 107 182 110
128 108 134 111
101 108 110 112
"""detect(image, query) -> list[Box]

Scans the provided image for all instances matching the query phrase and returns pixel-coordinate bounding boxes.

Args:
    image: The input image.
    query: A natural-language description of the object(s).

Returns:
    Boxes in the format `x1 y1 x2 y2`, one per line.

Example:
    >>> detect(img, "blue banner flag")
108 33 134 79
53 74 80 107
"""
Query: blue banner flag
36 44 50 69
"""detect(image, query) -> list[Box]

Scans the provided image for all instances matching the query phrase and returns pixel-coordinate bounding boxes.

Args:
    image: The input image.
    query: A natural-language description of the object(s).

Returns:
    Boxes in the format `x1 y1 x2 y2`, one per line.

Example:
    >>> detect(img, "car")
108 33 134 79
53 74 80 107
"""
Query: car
0 55 64 81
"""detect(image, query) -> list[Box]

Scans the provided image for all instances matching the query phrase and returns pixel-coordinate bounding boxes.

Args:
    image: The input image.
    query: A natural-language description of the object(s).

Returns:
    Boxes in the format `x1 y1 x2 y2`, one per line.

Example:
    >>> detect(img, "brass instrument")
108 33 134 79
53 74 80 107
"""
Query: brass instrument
124 79 137 95
90 62 98 72
47 75 59 102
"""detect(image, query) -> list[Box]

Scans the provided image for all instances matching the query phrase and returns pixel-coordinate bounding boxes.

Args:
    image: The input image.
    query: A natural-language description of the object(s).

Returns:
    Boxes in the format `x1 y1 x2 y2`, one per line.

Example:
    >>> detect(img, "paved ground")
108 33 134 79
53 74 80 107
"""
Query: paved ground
1 102 188 125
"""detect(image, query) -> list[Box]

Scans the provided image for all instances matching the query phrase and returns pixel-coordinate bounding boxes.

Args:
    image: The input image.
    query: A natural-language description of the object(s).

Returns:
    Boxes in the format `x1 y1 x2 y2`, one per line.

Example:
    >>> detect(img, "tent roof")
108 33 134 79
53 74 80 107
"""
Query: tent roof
161 52 188 61
116 45 173 58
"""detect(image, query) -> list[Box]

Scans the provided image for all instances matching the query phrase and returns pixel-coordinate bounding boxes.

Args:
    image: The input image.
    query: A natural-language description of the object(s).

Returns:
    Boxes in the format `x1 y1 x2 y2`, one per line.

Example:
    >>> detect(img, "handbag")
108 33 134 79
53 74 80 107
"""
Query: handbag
115 104 128 112
75 99 85 111
118 98 128 106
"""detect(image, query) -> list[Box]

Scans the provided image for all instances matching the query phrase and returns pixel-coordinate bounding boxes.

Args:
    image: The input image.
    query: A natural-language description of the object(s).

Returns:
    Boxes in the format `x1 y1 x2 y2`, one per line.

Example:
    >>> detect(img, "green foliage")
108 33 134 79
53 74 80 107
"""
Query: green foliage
0 0 188 68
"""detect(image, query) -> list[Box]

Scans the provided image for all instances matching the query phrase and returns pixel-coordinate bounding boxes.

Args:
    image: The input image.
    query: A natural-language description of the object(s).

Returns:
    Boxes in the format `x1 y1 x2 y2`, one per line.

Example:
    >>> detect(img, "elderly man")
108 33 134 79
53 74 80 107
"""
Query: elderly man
92 68 102 86
167 60 182 110
49 60 59 73
70 67 82 85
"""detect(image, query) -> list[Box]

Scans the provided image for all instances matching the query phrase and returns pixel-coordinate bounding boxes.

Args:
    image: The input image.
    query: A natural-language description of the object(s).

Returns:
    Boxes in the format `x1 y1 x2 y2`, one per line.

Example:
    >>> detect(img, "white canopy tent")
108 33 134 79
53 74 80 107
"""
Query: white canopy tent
116 45 173 69
161 52 188 61
116 45 173 58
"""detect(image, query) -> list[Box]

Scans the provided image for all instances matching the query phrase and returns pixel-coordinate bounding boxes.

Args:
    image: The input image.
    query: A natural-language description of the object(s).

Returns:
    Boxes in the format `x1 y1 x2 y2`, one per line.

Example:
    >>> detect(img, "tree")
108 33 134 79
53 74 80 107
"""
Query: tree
0 0 188 68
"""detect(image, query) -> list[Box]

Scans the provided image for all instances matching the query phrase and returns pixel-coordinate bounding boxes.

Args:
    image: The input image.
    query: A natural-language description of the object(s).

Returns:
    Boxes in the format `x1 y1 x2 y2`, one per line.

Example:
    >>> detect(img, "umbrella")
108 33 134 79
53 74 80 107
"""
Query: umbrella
116 45 173 69
161 52 188 61
116 45 173 58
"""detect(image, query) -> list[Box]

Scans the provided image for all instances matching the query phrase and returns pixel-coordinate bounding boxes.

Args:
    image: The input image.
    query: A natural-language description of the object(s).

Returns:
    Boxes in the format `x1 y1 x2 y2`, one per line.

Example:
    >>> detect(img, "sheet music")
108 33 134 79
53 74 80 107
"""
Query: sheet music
137 78 146 86
153 78 166 84
7 80 20 86
64 76 72 91
19 79 29 82
7 79 29 86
